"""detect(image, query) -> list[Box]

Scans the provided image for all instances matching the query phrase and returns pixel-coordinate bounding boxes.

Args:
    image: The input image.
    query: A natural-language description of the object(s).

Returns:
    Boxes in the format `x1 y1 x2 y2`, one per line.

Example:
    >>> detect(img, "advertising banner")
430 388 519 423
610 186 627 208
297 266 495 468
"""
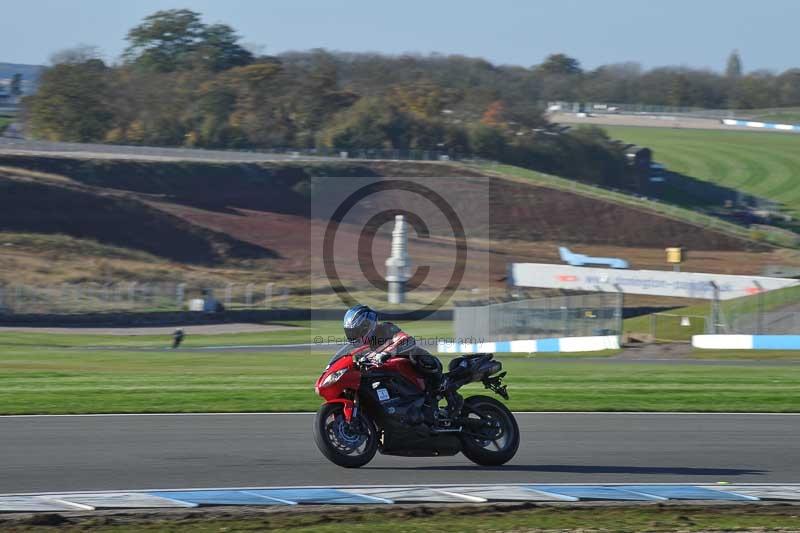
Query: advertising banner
509 263 798 300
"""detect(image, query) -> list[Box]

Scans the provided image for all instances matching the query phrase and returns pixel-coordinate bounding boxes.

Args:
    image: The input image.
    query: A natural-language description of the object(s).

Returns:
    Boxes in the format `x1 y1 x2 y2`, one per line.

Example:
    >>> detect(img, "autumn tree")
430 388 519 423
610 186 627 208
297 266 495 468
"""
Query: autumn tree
469 124 506 159
535 53 582 76
317 97 412 150
726 50 743 78
26 56 112 141
480 101 506 127
124 9 252 72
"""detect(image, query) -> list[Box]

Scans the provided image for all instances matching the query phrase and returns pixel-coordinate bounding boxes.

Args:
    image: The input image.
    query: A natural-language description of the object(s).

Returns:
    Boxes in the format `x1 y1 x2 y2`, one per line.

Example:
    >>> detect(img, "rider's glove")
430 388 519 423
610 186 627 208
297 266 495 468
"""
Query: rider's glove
364 351 389 367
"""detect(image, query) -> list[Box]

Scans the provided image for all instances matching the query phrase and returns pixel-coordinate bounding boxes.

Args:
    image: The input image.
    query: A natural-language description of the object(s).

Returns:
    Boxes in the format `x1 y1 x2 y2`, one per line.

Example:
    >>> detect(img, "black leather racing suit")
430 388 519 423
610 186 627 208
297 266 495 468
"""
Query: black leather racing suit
365 322 443 389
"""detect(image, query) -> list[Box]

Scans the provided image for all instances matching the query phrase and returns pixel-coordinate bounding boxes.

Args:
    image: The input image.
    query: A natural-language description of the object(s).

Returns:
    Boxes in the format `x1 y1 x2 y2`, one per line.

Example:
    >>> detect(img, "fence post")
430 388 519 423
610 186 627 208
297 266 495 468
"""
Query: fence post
225 284 233 308
710 281 720 334
245 283 254 306
128 282 137 307
265 283 273 309
176 283 186 310
754 281 764 334
613 284 624 342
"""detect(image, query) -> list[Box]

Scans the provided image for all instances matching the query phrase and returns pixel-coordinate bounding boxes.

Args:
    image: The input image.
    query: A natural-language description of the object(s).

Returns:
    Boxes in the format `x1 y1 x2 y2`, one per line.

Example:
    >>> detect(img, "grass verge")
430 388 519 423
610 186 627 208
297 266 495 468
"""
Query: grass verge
0 320 455 349
739 106 800 124
601 125 800 218
4 503 800 532
1 346 799 414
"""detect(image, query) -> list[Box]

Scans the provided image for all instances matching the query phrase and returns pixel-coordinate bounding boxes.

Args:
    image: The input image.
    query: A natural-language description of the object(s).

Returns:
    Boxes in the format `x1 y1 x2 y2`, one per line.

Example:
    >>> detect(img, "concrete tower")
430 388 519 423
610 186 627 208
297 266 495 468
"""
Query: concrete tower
385 215 412 304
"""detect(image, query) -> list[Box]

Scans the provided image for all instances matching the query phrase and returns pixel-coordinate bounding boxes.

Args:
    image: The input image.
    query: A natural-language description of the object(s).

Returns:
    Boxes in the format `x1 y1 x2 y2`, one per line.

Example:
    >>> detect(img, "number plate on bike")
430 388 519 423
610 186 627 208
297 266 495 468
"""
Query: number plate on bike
376 388 390 401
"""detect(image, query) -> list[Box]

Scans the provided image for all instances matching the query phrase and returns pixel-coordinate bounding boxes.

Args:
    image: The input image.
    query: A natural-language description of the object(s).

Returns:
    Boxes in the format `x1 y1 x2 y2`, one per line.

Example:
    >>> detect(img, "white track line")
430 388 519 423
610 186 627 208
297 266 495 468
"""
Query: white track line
1 411 799 419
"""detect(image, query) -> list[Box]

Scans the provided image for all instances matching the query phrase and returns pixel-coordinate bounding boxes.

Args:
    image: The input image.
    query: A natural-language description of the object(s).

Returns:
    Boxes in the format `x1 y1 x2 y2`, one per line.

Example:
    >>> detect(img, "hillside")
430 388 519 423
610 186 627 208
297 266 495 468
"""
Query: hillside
0 154 789 304
601 126 800 217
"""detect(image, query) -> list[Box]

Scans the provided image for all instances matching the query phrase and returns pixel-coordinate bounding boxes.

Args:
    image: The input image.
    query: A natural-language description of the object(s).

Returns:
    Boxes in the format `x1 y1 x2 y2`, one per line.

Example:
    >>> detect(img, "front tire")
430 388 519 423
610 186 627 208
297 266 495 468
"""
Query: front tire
459 395 519 466
314 403 378 468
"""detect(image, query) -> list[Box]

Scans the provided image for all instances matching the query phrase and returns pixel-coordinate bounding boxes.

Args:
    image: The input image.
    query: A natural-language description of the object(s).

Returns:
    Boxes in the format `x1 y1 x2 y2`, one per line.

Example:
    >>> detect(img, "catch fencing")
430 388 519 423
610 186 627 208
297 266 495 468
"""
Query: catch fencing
650 285 800 341
0 282 293 315
718 285 800 335
548 101 740 119
454 293 622 342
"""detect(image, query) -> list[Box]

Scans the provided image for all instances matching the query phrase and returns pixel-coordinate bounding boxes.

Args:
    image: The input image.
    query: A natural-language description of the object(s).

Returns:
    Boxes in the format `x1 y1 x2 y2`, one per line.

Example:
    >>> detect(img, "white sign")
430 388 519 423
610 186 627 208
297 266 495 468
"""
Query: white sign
509 263 798 300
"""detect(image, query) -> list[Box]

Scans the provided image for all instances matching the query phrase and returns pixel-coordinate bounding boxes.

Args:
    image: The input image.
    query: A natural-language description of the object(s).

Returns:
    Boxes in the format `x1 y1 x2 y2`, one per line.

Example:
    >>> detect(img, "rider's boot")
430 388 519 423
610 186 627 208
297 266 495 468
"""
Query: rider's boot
429 375 464 429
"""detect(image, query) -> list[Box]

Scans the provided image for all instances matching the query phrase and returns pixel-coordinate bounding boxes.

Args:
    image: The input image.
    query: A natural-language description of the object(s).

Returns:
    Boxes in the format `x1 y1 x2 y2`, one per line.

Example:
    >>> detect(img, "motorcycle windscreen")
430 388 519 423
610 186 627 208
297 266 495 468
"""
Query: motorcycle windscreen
327 342 362 366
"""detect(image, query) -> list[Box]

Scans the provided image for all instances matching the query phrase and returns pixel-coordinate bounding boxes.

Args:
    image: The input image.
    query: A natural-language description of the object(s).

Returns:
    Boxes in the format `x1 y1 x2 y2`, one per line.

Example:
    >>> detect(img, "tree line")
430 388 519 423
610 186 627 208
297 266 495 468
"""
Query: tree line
29 10 799 187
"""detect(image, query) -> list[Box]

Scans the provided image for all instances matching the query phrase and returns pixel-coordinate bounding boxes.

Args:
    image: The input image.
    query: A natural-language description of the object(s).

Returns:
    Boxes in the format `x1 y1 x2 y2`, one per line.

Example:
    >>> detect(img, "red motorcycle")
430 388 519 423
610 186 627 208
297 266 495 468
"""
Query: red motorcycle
313 343 519 468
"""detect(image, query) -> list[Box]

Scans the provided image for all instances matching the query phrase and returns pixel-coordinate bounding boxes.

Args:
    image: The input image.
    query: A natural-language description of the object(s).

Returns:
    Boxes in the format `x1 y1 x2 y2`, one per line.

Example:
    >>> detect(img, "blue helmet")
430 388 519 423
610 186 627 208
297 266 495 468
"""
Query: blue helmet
343 305 378 343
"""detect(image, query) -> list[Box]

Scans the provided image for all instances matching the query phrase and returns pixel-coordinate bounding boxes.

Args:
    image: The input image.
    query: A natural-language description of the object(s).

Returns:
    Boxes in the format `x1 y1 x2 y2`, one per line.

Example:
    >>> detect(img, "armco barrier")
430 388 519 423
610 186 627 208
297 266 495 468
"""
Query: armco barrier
693 334 800 350
722 118 800 132
437 335 619 354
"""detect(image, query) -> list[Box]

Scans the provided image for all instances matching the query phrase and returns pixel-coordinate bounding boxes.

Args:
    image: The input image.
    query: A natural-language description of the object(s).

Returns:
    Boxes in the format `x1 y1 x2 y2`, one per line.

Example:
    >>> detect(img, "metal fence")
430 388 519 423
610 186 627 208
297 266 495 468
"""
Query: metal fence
0 137 489 164
649 285 800 339
548 101 800 125
718 285 800 334
0 282 293 315
548 101 741 119
454 293 622 342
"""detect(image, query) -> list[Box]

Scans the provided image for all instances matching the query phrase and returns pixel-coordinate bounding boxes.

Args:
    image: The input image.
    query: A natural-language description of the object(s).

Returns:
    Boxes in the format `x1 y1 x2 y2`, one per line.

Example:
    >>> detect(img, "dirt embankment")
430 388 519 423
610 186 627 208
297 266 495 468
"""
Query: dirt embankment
0 154 773 285
489 178 763 251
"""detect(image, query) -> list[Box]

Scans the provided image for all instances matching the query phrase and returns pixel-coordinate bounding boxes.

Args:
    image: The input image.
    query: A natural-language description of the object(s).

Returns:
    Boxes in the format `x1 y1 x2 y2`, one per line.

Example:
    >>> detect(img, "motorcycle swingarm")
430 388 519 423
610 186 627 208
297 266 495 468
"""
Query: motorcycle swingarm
456 411 505 440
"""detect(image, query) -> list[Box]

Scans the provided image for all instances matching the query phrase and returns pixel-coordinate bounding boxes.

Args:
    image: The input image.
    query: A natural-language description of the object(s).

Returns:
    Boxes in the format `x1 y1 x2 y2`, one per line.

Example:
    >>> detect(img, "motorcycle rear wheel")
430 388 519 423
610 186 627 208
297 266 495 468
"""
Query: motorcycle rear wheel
314 403 378 468
459 395 519 466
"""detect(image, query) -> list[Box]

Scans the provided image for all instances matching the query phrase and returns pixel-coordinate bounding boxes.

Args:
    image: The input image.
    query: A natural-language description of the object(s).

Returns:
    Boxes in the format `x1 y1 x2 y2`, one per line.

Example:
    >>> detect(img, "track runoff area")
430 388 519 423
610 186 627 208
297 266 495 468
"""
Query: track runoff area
1 412 800 512
4 263 800 514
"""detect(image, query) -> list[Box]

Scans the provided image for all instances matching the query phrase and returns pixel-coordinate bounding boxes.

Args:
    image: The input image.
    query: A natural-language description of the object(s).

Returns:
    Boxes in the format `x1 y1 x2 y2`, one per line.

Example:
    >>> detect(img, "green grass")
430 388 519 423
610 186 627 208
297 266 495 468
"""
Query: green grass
624 284 800 341
9 504 800 532
692 349 800 360
0 320 455 349
602 125 800 218
1 344 799 414
0 117 10 134
738 106 800 124
0 232 162 262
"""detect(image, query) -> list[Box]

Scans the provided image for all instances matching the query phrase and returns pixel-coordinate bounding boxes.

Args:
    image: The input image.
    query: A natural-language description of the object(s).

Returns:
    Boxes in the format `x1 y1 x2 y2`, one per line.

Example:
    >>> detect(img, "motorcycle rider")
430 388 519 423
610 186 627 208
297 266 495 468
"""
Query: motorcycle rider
343 304 460 421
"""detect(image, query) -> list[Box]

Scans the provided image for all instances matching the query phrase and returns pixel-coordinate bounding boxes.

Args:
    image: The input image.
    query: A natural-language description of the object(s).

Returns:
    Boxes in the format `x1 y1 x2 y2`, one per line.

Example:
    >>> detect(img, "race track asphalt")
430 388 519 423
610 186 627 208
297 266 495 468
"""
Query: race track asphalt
1 413 797 494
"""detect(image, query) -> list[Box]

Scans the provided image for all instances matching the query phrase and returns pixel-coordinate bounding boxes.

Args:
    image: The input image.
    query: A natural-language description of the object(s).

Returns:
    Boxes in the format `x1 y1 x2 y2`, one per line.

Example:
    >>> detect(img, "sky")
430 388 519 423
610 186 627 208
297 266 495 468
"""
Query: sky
2 0 798 72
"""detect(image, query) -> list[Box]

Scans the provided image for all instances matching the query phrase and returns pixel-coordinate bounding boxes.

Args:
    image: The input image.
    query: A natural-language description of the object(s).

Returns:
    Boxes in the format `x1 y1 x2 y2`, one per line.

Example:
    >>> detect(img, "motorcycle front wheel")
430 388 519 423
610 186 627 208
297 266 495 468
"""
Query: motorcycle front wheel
313 403 378 468
459 395 520 466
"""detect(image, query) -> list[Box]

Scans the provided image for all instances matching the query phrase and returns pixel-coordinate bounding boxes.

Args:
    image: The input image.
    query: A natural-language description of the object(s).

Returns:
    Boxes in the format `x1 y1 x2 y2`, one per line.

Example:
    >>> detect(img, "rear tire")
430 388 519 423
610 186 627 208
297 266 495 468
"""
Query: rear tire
313 403 378 468
459 395 519 466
